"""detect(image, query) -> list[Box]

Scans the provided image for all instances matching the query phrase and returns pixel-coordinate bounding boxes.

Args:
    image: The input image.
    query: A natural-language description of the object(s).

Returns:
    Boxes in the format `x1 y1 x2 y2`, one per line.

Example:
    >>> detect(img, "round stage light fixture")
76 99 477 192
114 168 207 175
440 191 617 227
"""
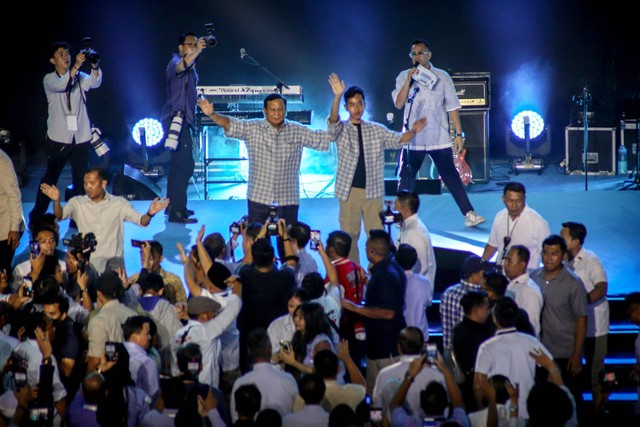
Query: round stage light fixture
510 110 545 140
131 118 164 147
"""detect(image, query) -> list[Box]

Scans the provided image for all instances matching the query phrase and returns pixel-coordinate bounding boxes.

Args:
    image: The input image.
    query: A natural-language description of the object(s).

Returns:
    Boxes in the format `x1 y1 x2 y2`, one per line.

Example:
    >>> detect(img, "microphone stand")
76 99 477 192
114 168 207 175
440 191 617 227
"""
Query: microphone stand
582 86 591 191
399 84 420 191
241 51 290 94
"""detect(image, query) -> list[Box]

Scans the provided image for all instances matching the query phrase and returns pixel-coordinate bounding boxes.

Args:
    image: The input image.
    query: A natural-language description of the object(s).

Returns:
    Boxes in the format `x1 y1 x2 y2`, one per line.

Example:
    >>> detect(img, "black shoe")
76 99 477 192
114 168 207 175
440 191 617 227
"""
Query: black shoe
164 206 194 217
184 208 195 216
168 211 198 224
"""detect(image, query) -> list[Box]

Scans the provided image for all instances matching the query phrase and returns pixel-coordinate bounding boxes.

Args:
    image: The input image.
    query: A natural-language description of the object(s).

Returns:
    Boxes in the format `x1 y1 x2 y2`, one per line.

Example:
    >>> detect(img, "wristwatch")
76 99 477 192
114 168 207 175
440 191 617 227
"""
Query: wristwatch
455 132 465 138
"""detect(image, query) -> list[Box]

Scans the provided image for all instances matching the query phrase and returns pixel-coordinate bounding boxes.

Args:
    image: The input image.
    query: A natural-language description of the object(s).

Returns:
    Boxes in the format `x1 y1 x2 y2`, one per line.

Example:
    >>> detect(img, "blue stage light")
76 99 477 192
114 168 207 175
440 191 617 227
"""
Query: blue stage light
132 118 164 147
510 110 545 140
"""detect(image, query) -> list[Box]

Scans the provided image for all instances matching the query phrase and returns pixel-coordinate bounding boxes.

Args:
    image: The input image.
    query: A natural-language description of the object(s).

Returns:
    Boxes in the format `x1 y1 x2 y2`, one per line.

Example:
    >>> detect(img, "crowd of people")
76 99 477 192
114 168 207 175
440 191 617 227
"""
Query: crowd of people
0 30 637 427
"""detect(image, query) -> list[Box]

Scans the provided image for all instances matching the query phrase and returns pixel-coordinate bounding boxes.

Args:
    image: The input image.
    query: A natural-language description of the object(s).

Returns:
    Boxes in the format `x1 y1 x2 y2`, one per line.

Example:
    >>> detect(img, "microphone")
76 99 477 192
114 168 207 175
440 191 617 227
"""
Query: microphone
413 61 420 68
408 86 420 103
386 112 394 124
240 48 247 59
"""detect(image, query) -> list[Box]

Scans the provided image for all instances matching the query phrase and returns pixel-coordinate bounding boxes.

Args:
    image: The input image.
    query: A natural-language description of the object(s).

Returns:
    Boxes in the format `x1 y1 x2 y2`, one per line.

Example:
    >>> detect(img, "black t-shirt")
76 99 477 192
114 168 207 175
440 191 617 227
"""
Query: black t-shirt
350 123 367 189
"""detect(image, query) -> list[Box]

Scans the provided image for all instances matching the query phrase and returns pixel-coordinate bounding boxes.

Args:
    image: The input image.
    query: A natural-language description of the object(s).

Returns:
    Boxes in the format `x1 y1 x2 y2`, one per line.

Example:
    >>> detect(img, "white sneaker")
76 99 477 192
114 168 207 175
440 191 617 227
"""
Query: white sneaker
464 211 485 227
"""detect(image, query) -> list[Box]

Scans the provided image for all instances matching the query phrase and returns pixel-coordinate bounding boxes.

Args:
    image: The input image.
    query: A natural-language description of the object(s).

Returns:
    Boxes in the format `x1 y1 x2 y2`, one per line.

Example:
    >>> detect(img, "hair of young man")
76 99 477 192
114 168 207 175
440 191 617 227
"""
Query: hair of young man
178 31 197 45
49 41 71 58
510 244 530 266
140 271 165 294
394 243 418 271
245 222 264 241
502 181 526 196
329 404 356 427
148 240 164 258
482 272 509 298
313 349 340 379
25 312 50 340
492 297 518 328
288 221 311 248
247 328 272 363
286 286 311 304
490 374 511 405
33 276 61 304
203 232 226 258
368 229 391 258
177 342 203 374
86 166 109 182
298 373 326 405
397 190 420 214
561 221 587 245
526 382 573 427
82 372 106 405
256 408 282 426
29 216 58 242
122 315 151 341
43 292 70 314
397 326 424 355
344 86 365 104
40 254 61 278
251 238 275 268
263 93 287 109
460 290 489 316
420 380 448 416
543 234 567 254
235 383 262 417
326 230 352 258
301 272 325 299
410 38 431 51
160 377 187 409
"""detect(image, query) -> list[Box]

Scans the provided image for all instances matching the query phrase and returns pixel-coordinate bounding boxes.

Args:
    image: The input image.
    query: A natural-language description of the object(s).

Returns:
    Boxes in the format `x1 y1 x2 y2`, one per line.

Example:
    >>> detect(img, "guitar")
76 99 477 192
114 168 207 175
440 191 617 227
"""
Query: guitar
453 146 473 185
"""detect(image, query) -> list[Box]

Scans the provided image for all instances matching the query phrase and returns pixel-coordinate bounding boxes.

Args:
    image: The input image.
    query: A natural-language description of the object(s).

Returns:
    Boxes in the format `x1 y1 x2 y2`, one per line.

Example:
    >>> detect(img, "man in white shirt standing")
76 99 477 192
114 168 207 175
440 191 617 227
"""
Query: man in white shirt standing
482 181 550 270
560 221 609 417
394 189 436 286
502 245 544 337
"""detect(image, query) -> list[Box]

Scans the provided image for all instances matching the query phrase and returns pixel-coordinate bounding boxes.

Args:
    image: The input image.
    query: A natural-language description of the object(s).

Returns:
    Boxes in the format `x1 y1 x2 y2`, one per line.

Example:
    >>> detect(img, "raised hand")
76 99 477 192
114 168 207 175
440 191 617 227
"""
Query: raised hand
198 97 214 116
148 197 170 216
328 73 346 97
39 183 60 202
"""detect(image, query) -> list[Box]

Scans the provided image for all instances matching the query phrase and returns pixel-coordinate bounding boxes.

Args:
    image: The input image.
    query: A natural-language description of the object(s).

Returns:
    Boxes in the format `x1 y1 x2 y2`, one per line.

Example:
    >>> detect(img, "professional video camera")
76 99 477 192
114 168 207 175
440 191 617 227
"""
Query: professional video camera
379 200 402 226
267 204 279 236
63 232 98 272
80 36 100 65
204 23 217 47
230 215 248 235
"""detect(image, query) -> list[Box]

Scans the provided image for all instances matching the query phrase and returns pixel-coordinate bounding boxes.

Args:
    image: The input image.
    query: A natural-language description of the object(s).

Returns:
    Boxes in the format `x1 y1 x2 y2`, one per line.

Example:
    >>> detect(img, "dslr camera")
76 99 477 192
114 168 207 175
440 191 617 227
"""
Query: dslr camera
379 200 402 226
230 215 248 235
63 232 98 272
204 23 217 47
267 204 279 236
80 36 100 65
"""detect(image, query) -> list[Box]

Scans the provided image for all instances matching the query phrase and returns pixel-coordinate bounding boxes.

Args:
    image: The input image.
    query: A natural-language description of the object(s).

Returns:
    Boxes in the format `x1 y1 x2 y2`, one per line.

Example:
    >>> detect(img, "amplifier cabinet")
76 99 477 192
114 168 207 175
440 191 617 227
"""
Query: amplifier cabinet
565 127 615 175
452 72 491 109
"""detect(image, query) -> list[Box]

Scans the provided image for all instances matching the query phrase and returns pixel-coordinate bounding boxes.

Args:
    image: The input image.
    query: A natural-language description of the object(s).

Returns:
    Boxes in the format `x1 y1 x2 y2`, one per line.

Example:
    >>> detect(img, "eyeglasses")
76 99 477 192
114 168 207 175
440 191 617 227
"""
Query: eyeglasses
409 50 429 57
182 42 197 48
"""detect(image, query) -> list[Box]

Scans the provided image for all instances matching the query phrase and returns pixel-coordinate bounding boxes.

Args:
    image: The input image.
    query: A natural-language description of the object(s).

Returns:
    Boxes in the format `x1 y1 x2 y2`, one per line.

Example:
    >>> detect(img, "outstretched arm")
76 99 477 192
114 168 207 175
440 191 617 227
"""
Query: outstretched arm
39 183 63 220
328 73 346 124
198 97 231 131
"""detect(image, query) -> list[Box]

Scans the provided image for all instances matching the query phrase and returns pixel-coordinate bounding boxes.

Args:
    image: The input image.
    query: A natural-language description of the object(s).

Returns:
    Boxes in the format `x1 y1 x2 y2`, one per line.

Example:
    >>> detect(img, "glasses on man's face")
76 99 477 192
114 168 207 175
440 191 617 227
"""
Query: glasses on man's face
182 42 197 48
409 50 429 58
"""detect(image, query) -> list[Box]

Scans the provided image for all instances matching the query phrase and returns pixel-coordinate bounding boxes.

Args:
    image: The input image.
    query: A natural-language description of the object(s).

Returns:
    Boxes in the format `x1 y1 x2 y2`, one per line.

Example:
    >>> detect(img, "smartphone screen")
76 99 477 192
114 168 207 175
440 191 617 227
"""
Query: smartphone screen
131 239 144 248
105 342 117 361
309 230 321 251
370 407 383 422
426 343 437 364
29 241 41 257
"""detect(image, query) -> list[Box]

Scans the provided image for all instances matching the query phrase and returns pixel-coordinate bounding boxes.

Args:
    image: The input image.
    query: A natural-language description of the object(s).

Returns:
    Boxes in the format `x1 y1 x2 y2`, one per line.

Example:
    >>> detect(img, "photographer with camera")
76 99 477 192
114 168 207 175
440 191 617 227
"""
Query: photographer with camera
161 30 209 224
29 40 102 226
64 232 99 312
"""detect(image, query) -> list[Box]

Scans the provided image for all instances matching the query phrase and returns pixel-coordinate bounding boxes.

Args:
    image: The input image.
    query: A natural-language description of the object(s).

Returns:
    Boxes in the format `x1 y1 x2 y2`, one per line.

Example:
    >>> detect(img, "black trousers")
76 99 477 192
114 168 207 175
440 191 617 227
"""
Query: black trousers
165 120 196 214
397 147 474 215
0 240 16 276
29 138 90 223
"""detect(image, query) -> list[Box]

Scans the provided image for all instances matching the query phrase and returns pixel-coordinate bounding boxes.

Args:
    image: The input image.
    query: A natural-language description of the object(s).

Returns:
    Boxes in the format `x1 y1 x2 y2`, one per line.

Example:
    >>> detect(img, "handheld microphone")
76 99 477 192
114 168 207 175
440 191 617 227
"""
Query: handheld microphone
386 112 394 124
413 61 420 68
240 48 246 59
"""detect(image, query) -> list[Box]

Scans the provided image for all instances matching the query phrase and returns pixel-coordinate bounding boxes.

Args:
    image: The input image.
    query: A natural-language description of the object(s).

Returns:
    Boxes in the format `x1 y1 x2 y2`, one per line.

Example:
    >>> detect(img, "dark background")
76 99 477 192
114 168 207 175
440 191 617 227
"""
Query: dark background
1 0 639 170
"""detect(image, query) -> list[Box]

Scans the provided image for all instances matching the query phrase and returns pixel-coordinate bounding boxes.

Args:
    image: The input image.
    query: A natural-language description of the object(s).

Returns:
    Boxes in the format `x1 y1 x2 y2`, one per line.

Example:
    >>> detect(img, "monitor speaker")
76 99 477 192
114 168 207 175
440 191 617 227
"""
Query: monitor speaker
111 164 162 200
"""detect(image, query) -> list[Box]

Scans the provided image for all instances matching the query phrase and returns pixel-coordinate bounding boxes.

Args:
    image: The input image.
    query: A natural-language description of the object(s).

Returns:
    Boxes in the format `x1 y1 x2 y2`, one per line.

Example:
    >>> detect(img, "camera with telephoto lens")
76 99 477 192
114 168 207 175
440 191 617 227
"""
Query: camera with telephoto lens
204 23 217 47
230 215 248 235
80 36 100 65
164 111 184 151
379 200 402 226
267 204 279 236
90 126 110 157
63 232 98 273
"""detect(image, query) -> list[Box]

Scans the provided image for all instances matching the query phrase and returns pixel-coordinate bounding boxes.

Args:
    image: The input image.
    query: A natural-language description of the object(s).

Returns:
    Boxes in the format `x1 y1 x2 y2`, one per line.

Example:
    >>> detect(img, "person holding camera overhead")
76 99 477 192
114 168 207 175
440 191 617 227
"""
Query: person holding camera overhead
161 31 209 224
29 40 102 226
39 167 169 274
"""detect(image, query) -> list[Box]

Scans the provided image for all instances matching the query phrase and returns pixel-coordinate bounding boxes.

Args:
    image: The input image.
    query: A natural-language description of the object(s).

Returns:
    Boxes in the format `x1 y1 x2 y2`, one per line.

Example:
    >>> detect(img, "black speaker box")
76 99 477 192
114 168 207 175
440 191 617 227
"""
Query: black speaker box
410 110 490 184
111 164 162 200
564 127 615 175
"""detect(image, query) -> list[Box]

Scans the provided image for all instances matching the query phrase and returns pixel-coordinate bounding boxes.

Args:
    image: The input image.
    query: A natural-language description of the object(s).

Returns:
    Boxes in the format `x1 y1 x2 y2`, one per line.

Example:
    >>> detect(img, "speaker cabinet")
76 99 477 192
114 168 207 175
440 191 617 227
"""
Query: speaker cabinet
565 127 615 175
621 120 640 172
112 164 163 200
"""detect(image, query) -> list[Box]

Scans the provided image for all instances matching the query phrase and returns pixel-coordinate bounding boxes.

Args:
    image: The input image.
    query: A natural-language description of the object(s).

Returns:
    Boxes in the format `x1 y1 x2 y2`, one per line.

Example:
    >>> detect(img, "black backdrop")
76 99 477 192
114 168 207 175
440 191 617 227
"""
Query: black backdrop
2 0 638 169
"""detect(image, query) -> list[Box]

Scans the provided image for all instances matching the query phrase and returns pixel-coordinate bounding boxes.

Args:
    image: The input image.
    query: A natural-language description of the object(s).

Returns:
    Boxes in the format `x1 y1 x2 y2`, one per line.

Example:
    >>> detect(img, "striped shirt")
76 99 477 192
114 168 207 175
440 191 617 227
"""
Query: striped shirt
329 119 405 202
439 280 482 348
226 118 332 206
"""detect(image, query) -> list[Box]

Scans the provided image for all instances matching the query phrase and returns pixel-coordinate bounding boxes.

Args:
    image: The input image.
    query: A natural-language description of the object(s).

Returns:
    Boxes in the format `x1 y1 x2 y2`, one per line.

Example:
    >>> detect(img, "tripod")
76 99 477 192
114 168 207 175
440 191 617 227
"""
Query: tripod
620 118 640 190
